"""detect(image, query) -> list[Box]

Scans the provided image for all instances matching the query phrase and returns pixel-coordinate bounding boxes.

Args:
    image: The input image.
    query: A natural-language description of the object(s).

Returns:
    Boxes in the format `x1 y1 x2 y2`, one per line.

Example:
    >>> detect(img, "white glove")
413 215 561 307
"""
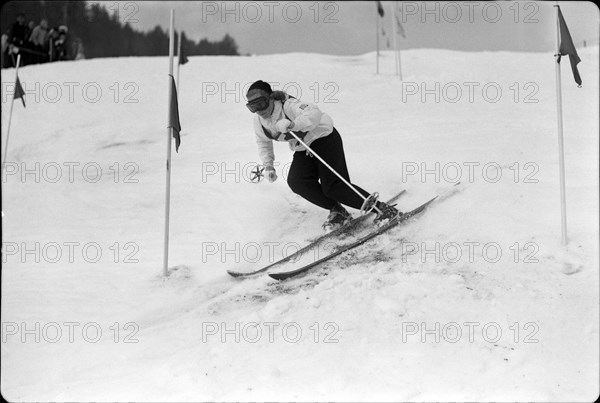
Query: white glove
265 166 277 183
275 119 295 133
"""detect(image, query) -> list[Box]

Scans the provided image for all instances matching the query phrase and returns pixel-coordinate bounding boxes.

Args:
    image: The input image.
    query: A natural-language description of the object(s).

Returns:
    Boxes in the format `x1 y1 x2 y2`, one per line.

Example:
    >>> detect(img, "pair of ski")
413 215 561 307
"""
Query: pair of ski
227 188 439 280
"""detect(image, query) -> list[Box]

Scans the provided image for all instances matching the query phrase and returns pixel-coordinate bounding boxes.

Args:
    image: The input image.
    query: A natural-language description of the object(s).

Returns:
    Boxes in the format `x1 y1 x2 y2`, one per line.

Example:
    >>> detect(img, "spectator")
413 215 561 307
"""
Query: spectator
1 33 8 68
72 38 85 60
28 19 49 63
29 19 49 50
8 13 28 46
27 20 35 38
53 25 70 61
48 27 59 61
7 13 29 66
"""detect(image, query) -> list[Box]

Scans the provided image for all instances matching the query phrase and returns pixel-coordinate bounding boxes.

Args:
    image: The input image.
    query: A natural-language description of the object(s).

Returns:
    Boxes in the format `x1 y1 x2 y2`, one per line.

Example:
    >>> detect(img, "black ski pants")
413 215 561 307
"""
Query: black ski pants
287 128 371 210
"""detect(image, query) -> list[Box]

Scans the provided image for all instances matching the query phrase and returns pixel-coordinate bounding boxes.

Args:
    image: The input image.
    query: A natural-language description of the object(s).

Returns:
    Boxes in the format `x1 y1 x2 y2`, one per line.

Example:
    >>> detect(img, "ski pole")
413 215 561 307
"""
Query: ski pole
285 130 382 214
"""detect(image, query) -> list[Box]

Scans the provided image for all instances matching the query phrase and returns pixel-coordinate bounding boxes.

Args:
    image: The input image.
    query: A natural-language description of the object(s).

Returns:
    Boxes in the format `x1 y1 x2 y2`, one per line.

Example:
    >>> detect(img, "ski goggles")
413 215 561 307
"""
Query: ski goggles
246 96 270 113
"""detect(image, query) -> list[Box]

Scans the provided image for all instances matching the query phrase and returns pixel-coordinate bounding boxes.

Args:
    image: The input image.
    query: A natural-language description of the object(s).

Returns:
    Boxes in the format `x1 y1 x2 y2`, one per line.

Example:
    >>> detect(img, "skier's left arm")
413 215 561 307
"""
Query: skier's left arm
289 100 323 132
276 100 323 135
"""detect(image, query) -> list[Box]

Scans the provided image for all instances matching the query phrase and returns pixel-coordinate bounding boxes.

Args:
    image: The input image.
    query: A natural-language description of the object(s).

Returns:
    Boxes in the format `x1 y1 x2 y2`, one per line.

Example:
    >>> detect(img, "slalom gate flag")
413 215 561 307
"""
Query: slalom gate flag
377 1 385 17
15 75 26 107
395 14 406 38
557 6 582 87
168 74 181 152
179 43 189 65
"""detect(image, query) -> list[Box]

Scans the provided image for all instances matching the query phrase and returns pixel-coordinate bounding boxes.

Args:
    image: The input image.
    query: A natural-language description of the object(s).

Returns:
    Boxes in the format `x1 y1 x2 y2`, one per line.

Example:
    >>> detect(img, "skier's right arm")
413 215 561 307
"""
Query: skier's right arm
254 118 277 182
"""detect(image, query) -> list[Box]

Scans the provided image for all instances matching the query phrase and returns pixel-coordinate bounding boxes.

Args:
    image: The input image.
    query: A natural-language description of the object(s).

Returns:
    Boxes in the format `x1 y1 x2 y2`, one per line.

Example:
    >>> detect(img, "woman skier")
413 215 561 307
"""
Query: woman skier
246 80 400 229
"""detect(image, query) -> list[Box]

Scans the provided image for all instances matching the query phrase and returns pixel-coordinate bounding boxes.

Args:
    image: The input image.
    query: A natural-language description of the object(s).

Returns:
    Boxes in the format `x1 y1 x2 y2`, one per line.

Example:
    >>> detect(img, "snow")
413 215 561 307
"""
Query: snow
1 47 598 401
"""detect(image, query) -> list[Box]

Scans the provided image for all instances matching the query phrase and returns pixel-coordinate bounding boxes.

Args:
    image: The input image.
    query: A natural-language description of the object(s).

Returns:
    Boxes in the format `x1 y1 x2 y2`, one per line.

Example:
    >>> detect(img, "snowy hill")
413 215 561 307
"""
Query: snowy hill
1 47 598 401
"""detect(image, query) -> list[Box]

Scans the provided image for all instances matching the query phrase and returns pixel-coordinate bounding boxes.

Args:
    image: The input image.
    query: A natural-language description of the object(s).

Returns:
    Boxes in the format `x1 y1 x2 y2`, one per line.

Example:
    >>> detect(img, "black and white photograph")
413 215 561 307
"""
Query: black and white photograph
1 1 599 401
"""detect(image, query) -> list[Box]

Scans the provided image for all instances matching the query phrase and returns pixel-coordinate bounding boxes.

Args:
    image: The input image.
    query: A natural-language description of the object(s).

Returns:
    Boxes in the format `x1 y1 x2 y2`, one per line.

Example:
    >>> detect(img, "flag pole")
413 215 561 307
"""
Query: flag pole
163 9 175 276
554 3 568 246
398 46 403 81
176 30 182 90
376 10 380 74
2 54 21 171
390 2 399 77
394 1 403 80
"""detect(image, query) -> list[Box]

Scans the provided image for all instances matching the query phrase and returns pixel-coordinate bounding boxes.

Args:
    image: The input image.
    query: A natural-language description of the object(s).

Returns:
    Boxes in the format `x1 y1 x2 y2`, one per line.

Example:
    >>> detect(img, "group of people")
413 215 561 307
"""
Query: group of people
1 13 84 68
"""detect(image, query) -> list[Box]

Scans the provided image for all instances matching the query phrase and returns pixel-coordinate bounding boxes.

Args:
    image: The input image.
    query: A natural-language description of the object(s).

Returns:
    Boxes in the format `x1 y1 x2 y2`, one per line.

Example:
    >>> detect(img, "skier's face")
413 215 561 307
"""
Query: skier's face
246 89 273 118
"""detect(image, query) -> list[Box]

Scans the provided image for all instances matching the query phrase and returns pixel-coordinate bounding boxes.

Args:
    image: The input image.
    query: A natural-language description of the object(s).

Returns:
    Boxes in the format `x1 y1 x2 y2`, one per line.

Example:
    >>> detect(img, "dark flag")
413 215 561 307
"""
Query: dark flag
557 6 582 87
14 76 26 107
377 1 385 17
167 74 181 152
179 43 188 65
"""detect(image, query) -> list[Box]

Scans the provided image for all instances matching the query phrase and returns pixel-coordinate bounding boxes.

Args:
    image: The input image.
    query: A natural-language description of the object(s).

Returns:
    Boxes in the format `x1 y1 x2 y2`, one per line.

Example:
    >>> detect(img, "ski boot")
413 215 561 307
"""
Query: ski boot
322 202 352 231
374 202 402 225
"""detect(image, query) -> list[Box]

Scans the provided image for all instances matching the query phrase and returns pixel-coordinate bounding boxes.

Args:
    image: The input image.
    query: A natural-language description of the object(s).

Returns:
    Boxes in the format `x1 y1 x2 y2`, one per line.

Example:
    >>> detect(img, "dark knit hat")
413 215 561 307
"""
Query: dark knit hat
247 80 272 96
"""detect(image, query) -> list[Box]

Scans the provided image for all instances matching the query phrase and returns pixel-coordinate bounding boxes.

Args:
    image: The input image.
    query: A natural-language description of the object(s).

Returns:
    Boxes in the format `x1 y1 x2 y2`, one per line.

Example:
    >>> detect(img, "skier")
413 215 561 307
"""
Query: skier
246 80 401 229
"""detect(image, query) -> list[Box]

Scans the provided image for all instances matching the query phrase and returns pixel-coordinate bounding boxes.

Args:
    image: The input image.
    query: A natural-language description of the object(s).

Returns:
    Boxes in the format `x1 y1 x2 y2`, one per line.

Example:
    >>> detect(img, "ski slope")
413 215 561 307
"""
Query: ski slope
1 47 598 401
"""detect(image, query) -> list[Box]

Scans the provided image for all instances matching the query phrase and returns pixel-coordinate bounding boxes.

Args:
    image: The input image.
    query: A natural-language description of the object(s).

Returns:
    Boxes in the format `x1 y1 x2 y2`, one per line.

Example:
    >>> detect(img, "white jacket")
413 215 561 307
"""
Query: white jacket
253 95 334 167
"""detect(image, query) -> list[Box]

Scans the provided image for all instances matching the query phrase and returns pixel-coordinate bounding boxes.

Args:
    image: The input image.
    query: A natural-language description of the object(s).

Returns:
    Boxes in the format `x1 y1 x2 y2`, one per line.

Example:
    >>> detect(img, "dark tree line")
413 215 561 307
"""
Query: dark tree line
1 0 239 60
